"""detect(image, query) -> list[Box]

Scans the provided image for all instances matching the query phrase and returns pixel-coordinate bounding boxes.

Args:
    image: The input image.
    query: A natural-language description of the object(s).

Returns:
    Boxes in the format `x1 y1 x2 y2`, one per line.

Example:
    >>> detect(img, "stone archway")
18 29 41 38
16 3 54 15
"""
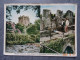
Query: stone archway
63 43 74 54
63 46 73 54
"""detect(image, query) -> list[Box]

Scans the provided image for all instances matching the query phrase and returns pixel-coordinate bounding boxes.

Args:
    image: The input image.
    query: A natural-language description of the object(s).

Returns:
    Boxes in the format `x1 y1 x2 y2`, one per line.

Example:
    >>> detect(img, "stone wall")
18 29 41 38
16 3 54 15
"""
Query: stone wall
40 9 75 31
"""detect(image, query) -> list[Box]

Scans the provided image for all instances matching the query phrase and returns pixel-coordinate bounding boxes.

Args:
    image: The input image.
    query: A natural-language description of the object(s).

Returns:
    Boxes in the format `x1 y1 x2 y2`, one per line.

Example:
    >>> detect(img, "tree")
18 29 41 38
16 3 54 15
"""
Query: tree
34 19 40 30
27 24 38 35
27 19 40 35
6 22 12 29
15 23 24 33
6 5 40 20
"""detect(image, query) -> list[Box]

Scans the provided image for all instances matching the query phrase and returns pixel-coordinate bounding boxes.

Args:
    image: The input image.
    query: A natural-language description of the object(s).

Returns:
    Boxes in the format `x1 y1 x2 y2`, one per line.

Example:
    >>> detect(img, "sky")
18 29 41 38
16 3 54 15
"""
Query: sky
6 4 76 24
41 4 76 15
6 7 39 24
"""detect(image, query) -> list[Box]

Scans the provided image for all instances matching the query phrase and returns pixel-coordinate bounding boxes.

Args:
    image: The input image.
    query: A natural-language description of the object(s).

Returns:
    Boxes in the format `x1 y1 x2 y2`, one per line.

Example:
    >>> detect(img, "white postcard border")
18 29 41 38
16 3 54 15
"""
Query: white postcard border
4 3 77 57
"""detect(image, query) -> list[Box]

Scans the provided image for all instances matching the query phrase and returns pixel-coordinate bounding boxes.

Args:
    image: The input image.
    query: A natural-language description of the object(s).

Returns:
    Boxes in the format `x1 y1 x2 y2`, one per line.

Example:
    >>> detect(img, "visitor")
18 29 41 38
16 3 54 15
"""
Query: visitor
65 18 69 32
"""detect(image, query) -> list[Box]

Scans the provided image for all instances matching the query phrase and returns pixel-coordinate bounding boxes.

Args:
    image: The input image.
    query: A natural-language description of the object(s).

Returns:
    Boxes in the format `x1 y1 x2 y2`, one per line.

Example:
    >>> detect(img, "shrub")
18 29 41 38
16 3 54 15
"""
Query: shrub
40 34 75 53
27 25 38 35
15 23 24 33
6 33 39 45
35 34 40 43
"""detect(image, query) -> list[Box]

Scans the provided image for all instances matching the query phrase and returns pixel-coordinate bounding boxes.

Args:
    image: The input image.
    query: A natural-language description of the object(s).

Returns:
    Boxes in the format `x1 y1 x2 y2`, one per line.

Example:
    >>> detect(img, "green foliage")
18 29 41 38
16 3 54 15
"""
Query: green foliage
6 5 40 20
6 22 12 29
35 34 40 43
34 19 40 30
40 34 75 53
6 19 40 45
67 34 75 45
26 19 40 43
45 39 65 53
6 22 13 33
27 24 38 35
27 19 40 35
15 23 24 33
6 33 39 45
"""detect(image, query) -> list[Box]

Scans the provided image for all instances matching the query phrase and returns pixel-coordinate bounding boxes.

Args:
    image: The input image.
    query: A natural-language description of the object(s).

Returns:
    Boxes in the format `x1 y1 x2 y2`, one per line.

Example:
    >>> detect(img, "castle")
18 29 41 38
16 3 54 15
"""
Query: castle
40 9 75 31
18 15 30 26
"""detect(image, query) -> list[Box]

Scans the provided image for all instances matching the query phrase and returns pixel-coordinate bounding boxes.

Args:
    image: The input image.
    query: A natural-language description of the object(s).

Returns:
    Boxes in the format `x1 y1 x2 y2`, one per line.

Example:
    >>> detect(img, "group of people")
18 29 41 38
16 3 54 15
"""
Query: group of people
61 18 69 33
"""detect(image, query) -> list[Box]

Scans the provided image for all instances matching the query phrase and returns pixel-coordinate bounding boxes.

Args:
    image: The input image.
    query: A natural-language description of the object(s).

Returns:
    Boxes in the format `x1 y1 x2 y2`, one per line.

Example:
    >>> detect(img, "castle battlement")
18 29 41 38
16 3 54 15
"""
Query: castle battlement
18 15 30 26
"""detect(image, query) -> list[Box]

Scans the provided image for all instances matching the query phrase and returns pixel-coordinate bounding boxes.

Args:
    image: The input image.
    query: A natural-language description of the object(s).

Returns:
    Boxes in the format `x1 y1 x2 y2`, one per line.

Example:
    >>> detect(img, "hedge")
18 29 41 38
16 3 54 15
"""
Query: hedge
6 33 40 45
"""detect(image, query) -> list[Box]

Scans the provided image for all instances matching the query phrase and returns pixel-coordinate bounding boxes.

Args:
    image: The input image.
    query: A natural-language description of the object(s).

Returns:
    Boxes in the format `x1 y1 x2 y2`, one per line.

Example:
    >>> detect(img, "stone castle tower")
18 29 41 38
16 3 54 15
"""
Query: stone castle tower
42 9 51 28
18 15 30 26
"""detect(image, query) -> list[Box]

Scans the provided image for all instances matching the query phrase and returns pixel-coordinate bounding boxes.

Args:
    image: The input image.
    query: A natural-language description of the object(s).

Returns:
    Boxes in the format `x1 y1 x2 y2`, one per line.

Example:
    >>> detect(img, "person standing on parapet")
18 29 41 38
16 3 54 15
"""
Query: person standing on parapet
65 18 69 32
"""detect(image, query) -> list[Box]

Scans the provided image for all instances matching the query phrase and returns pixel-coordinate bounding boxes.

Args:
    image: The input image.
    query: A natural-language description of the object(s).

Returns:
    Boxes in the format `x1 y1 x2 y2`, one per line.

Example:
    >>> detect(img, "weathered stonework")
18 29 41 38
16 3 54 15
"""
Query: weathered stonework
18 15 30 26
